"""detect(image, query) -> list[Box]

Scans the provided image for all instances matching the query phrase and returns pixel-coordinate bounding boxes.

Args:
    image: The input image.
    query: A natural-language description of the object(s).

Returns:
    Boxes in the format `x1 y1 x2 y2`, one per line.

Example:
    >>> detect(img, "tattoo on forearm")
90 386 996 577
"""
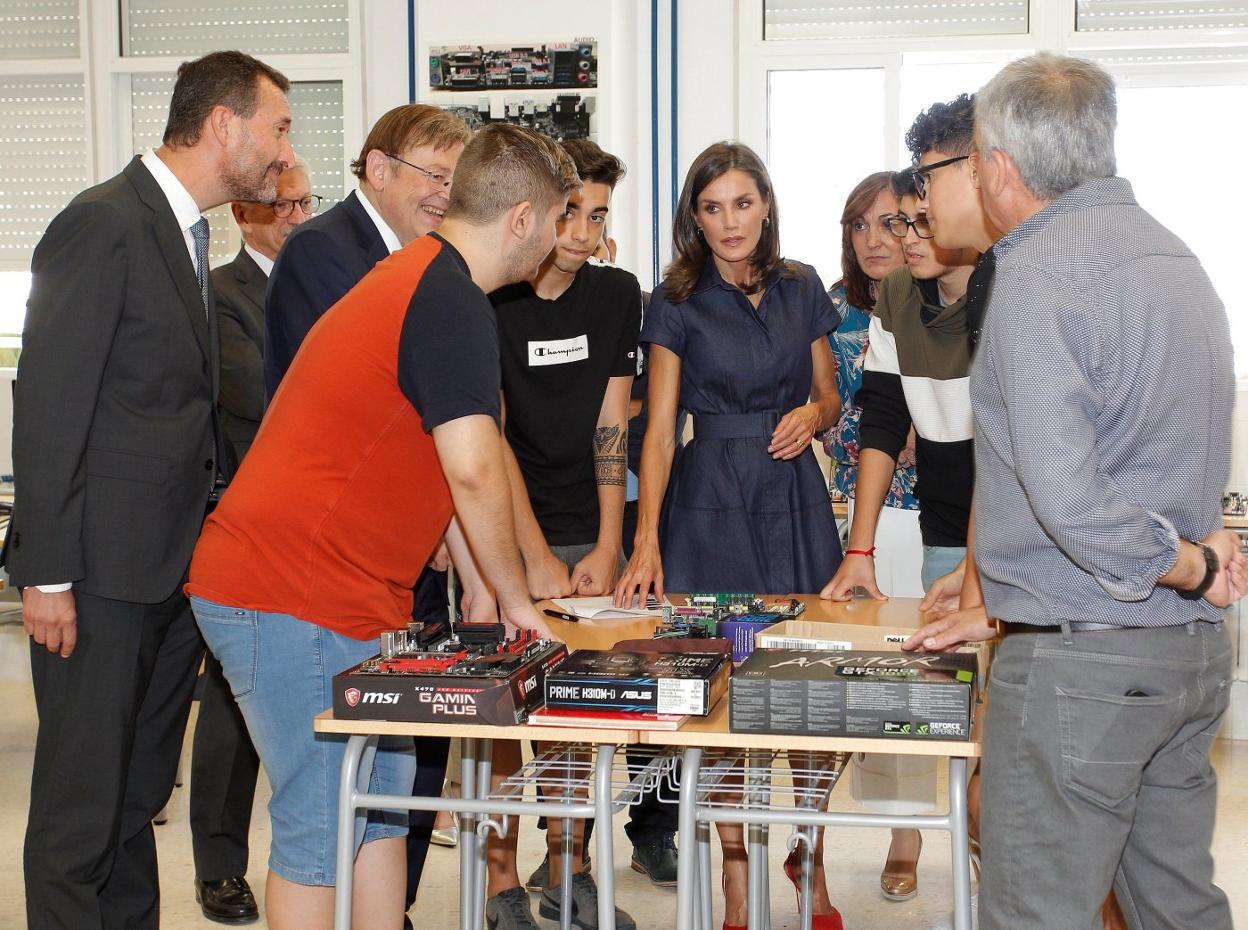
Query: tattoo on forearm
593 425 627 486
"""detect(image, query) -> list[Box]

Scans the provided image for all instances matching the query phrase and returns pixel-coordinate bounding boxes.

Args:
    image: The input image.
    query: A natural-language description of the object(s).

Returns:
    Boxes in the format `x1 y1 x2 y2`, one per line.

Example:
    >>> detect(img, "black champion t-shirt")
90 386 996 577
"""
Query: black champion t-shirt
492 261 642 545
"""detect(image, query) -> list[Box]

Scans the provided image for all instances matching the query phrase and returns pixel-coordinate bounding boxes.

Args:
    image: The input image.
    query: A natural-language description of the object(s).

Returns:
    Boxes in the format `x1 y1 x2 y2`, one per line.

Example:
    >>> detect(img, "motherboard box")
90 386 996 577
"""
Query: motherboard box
333 626 567 726
730 649 976 740
544 650 730 716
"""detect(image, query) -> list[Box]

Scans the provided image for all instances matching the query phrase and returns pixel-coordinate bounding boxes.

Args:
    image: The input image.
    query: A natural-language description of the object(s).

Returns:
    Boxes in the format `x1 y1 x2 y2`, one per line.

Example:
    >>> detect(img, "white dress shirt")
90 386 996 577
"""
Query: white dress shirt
244 243 274 278
353 188 402 255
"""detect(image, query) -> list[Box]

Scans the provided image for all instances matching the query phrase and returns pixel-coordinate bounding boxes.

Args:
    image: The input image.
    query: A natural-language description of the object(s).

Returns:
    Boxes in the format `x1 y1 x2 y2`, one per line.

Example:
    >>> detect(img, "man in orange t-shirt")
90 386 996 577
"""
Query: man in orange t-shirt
185 124 579 930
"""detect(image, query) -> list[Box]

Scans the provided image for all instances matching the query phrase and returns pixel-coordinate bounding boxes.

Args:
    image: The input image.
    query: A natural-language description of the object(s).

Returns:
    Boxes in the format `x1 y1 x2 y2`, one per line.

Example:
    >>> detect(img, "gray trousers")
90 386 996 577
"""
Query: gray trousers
979 621 1233 930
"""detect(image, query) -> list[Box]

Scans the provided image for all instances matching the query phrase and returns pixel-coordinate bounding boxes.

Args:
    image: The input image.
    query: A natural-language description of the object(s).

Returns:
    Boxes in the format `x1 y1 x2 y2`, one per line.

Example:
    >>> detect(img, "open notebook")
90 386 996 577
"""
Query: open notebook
548 595 667 619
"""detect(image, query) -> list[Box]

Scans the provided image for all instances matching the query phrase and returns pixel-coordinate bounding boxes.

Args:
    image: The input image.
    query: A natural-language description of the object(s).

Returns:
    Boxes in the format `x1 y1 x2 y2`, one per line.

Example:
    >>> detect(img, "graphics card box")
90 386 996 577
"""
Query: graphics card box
544 650 729 716
730 649 976 740
756 618 988 682
332 641 567 726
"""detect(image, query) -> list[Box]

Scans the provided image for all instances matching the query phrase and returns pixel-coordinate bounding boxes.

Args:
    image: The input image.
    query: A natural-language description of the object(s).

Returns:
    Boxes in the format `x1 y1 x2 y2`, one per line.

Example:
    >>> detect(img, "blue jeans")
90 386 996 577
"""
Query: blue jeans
921 545 967 592
190 596 416 885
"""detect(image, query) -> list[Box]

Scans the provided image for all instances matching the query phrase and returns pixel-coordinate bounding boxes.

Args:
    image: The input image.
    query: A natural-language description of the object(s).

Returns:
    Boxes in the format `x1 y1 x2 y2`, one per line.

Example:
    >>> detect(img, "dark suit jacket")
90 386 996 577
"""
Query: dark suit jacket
213 247 266 467
4 156 221 603
263 190 388 399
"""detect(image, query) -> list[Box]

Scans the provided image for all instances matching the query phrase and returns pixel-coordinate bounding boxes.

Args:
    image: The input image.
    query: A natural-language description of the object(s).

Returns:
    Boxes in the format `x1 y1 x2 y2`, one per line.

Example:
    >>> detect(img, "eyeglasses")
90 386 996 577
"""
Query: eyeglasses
269 195 322 218
386 153 452 188
885 213 934 240
913 154 970 199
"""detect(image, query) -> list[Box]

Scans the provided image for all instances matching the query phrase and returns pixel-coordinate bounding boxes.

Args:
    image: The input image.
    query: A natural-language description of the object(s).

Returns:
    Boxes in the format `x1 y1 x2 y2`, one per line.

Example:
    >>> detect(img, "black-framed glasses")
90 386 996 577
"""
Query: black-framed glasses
269 195 322 218
885 213 934 239
386 153 452 187
913 154 970 199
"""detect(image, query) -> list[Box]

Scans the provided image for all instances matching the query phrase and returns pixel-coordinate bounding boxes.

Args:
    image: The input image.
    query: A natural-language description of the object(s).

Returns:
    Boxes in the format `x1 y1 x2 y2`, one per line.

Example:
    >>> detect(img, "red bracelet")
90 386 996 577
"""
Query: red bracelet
845 547 876 558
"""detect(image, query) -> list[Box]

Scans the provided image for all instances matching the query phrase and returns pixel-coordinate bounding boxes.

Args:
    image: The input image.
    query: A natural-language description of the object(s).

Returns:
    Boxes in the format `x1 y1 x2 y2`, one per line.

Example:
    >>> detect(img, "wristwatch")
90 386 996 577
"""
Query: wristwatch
1178 543 1219 601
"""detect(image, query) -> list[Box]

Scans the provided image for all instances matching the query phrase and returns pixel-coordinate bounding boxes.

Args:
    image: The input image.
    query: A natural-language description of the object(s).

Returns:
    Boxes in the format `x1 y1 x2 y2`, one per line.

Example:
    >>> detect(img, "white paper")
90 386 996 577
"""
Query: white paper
550 595 667 619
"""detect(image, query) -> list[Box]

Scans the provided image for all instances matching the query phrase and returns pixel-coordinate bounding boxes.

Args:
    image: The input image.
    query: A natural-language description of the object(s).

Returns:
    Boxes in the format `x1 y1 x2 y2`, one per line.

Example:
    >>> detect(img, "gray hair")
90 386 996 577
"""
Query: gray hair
976 52 1117 201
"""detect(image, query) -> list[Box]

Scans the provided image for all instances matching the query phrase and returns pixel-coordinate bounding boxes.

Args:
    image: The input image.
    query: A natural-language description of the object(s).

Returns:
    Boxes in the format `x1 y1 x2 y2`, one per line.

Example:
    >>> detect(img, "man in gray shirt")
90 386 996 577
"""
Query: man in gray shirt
909 53 1244 929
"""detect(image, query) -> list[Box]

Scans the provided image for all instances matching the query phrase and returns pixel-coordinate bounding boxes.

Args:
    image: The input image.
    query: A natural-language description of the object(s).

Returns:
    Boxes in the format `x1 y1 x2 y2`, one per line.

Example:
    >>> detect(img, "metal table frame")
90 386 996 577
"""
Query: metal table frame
670 746 974 930
329 729 666 930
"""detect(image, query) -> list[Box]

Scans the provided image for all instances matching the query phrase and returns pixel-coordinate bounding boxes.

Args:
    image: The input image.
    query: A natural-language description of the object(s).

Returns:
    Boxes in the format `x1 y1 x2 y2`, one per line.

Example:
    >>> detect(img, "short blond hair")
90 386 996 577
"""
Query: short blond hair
445 124 580 225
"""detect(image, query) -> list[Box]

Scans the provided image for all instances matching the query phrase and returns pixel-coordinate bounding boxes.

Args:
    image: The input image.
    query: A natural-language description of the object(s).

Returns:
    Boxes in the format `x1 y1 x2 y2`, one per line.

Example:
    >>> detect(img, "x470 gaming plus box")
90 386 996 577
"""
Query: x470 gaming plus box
730 649 977 740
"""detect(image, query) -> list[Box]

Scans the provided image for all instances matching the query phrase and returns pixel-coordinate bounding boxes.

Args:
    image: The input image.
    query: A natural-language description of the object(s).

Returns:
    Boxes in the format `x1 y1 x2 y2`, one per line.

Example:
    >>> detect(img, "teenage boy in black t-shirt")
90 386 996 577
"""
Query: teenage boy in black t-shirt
493 140 641 599
490 139 644 926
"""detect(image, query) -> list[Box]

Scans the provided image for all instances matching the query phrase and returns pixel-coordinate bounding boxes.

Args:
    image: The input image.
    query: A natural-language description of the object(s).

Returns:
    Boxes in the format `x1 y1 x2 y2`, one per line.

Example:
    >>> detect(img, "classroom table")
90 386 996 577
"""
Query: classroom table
314 595 982 930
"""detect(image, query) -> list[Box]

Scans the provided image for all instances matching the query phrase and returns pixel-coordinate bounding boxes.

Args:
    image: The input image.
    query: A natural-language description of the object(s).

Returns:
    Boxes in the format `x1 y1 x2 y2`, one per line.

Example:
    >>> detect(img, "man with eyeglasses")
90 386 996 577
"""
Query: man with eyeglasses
261 103 472 927
824 95 988 605
821 98 989 920
264 104 470 397
185 157 316 925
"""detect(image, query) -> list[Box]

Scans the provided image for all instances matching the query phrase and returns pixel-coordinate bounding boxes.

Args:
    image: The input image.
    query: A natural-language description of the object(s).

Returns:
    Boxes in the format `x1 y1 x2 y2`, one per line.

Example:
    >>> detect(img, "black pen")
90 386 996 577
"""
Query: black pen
543 608 579 623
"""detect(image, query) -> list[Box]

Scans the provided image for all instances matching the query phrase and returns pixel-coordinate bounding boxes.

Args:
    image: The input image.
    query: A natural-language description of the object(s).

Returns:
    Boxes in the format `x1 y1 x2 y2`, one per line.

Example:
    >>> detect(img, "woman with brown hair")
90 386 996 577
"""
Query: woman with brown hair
615 142 843 929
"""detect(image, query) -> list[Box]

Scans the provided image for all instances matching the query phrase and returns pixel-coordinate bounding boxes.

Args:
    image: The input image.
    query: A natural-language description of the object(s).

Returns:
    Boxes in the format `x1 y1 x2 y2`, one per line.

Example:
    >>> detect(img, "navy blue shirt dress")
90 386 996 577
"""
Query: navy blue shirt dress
641 259 844 594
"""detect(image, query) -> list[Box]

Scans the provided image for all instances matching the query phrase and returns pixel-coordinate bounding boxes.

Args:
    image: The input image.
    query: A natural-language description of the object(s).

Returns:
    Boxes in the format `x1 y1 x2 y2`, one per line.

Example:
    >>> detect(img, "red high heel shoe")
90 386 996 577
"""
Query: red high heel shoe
784 849 844 930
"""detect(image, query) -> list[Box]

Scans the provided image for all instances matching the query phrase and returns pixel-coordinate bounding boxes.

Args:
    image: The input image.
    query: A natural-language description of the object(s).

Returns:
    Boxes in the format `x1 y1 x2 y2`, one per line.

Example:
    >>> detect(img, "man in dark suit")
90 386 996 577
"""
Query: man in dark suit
188 159 314 924
6 51 293 930
263 103 472 923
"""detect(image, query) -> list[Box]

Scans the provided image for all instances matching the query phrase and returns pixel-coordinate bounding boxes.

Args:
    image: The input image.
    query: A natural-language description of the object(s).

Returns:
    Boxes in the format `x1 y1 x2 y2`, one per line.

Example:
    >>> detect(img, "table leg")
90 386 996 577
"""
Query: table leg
459 738 478 930
333 734 373 930
472 740 495 930
593 744 617 930
949 758 972 930
746 749 765 930
559 748 574 930
676 747 703 930
697 820 713 930
798 825 814 930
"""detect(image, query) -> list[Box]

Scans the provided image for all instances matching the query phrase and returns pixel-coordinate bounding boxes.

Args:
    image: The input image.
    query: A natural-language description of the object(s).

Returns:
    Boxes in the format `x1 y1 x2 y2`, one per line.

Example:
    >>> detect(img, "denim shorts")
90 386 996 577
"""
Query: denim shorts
921 545 968 592
190 596 416 886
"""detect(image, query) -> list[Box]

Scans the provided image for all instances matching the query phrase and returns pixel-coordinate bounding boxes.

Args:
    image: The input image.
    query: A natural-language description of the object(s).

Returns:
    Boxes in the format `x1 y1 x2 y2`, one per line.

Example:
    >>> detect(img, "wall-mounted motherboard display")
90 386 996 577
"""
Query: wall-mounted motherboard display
429 40 597 91
439 94 594 141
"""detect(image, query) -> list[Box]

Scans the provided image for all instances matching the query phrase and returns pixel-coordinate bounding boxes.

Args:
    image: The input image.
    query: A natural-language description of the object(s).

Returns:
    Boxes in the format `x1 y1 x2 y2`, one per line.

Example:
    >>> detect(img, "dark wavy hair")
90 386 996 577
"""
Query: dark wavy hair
838 171 897 311
663 142 789 303
561 138 626 189
163 51 289 148
905 93 976 163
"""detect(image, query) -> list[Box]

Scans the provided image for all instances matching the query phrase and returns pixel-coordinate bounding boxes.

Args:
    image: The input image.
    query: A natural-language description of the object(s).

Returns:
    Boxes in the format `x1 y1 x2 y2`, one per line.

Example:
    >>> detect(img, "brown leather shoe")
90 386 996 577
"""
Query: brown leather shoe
880 832 922 901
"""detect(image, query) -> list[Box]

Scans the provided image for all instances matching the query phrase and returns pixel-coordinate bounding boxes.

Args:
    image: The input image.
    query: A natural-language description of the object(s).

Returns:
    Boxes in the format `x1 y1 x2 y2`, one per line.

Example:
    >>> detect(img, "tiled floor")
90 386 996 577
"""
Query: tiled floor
2 637 1247 928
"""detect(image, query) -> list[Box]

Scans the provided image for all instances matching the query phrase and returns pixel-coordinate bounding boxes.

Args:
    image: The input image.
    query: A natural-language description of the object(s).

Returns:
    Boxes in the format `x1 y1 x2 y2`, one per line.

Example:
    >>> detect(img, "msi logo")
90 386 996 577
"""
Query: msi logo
345 688 362 707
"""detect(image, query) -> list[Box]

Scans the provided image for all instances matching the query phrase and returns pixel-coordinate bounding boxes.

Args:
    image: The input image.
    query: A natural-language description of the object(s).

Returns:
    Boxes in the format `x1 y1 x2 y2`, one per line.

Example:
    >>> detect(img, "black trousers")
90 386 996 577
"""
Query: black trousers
25 586 204 930
189 650 259 881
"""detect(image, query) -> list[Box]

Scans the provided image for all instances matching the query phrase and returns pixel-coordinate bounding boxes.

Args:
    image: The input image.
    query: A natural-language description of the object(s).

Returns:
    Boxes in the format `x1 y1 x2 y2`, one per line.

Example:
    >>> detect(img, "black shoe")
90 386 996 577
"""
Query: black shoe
195 877 259 924
524 850 591 893
631 833 679 887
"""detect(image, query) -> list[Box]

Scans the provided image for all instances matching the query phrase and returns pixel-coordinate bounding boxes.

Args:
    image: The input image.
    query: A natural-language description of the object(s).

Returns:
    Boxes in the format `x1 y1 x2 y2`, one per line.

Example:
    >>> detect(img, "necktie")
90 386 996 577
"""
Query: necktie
190 216 210 318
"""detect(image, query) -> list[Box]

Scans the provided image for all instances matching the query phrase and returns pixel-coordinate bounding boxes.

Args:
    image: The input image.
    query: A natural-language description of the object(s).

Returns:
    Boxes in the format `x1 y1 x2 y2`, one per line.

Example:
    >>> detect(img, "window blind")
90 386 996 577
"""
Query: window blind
131 75 345 266
122 1 349 58
0 0 79 60
0 75 90 272
764 1 1029 40
1077 0 1248 32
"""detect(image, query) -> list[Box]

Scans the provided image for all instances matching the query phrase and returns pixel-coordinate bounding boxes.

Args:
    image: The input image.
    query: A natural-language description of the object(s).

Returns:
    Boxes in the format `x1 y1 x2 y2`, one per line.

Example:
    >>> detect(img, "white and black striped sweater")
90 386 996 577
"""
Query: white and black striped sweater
856 266 975 547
